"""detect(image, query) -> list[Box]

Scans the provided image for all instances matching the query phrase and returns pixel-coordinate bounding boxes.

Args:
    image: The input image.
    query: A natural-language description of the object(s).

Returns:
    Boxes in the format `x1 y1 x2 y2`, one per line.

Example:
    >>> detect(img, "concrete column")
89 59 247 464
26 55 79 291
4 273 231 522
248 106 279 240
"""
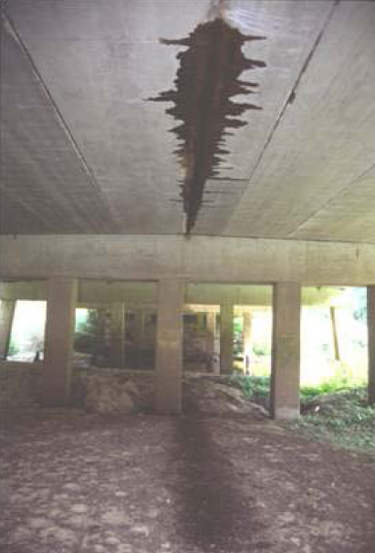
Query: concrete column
368 286 375 405
155 279 184 414
207 312 216 335
207 311 216 350
220 302 233 374
330 306 340 361
196 312 206 331
41 278 78 405
243 311 253 374
0 299 16 359
270 283 301 420
133 309 144 368
109 303 125 367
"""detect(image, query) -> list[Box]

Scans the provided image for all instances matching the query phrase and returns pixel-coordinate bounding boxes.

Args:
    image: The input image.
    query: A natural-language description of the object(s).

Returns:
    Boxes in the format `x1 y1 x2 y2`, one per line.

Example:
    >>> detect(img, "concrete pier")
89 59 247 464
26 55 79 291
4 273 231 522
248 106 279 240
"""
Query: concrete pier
41 278 78 405
270 283 301 420
155 279 184 414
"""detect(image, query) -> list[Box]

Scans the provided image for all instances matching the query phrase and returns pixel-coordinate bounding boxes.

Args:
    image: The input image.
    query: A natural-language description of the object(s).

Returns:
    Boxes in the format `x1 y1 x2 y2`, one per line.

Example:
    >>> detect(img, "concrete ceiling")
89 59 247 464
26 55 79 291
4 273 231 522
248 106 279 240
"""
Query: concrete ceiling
1 0 374 242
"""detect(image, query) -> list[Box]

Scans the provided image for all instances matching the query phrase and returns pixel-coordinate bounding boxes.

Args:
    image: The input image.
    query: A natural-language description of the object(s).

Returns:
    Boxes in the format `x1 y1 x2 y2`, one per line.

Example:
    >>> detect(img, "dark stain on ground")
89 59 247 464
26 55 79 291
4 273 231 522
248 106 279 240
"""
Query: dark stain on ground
172 415 267 551
1 409 374 553
148 18 266 233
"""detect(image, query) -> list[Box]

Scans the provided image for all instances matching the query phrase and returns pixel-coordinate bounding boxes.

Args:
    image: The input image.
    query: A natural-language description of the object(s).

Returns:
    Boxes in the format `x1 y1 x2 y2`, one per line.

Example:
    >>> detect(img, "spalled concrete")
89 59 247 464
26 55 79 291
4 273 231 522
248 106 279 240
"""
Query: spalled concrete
1 2 374 239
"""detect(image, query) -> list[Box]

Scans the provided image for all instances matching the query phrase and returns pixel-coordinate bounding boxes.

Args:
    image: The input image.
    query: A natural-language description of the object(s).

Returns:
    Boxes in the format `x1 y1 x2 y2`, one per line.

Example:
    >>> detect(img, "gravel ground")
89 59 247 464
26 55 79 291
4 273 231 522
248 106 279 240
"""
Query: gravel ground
0 407 374 553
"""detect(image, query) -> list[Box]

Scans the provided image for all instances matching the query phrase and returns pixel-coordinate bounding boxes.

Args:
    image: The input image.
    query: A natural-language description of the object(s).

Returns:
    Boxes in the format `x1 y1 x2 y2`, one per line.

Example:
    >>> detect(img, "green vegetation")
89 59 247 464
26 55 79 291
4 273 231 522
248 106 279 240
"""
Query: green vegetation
74 309 97 353
7 338 19 357
289 388 374 454
230 373 374 455
252 342 271 357
352 287 367 323
230 373 269 403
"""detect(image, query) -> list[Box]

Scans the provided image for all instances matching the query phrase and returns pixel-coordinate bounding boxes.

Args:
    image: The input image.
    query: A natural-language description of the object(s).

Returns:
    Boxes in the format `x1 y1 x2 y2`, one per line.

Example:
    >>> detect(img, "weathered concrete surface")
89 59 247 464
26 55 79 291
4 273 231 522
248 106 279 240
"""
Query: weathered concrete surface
1 1 374 240
0 299 15 359
4 1 370 240
108 303 125 367
155 279 184 414
270 283 301 420
1 236 374 285
41 278 77 405
225 1 375 244
0 361 42 406
0 279 351 308
0 13 117 234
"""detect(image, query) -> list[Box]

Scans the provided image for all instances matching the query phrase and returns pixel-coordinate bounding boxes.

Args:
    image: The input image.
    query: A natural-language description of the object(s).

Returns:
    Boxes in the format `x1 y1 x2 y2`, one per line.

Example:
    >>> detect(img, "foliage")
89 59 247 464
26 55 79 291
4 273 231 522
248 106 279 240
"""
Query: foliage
74 309 98 353
230 373 374 455
352 287 367 323
290 387 374 454
230 373 269 403
252 343 271 357
7 338 19 357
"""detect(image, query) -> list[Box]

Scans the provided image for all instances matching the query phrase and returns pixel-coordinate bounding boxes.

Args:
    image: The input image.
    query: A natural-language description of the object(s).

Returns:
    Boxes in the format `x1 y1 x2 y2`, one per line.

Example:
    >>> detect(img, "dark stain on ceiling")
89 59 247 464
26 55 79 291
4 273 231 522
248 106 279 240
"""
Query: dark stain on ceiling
149 17 266 233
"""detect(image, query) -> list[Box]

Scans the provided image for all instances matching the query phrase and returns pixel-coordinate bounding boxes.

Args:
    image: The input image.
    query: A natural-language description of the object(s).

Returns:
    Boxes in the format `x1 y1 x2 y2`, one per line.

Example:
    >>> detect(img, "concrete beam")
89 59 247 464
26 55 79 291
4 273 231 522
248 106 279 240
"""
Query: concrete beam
270 283 301 420
79 280 156 305
1 235 374 285
155 279 184 414
0 299 16 359
368 286 375 405
41 278 78 405
0 279 352 308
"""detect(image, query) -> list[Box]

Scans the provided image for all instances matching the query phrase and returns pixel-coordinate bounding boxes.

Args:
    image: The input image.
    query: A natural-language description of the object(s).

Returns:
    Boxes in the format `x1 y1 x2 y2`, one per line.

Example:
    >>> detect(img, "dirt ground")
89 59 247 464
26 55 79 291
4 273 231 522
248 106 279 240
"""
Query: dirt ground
0 408 374 553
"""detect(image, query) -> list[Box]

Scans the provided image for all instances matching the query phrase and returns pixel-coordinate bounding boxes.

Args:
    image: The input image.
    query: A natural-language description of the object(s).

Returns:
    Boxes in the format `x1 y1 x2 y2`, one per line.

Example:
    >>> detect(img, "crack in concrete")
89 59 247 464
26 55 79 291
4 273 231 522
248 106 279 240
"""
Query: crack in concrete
2 11 119 233
148 18 266 234
288 162 375 237
224 0 341 233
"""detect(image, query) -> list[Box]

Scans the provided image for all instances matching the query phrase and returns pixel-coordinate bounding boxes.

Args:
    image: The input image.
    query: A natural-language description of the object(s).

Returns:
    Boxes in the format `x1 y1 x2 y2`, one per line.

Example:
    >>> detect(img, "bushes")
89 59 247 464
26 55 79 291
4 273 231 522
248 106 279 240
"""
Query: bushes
230 373 269 406
229 373 374 454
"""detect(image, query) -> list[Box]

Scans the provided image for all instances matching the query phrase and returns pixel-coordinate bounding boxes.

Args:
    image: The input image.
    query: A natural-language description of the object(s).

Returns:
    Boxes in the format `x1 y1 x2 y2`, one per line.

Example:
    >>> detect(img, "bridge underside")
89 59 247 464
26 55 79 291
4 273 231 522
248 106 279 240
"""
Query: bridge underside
1 0 375 414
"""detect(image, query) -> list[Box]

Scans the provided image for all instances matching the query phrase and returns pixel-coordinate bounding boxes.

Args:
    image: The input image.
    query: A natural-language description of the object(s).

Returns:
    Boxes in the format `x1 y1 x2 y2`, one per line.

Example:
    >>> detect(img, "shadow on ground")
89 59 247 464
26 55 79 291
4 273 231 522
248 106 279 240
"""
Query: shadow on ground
173 415 270 551
0 408 374 553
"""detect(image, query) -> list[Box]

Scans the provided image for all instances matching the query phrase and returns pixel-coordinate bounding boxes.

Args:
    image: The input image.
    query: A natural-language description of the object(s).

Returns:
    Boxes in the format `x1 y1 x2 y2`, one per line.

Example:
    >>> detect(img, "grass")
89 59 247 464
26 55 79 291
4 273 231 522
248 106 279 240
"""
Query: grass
230 372 375 455
292 387 374 454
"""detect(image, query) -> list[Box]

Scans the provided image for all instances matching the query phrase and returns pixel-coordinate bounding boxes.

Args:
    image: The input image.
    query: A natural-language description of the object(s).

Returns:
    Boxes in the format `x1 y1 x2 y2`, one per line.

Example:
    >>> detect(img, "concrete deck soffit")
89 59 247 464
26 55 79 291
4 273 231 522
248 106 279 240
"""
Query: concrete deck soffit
0 1 374 242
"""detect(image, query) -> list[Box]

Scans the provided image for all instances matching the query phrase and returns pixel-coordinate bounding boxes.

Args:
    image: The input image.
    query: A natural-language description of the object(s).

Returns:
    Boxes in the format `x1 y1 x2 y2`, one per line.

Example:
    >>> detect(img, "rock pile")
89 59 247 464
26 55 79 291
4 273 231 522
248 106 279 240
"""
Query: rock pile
85 373 140 415
79 369 268 418
183 377 268 418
